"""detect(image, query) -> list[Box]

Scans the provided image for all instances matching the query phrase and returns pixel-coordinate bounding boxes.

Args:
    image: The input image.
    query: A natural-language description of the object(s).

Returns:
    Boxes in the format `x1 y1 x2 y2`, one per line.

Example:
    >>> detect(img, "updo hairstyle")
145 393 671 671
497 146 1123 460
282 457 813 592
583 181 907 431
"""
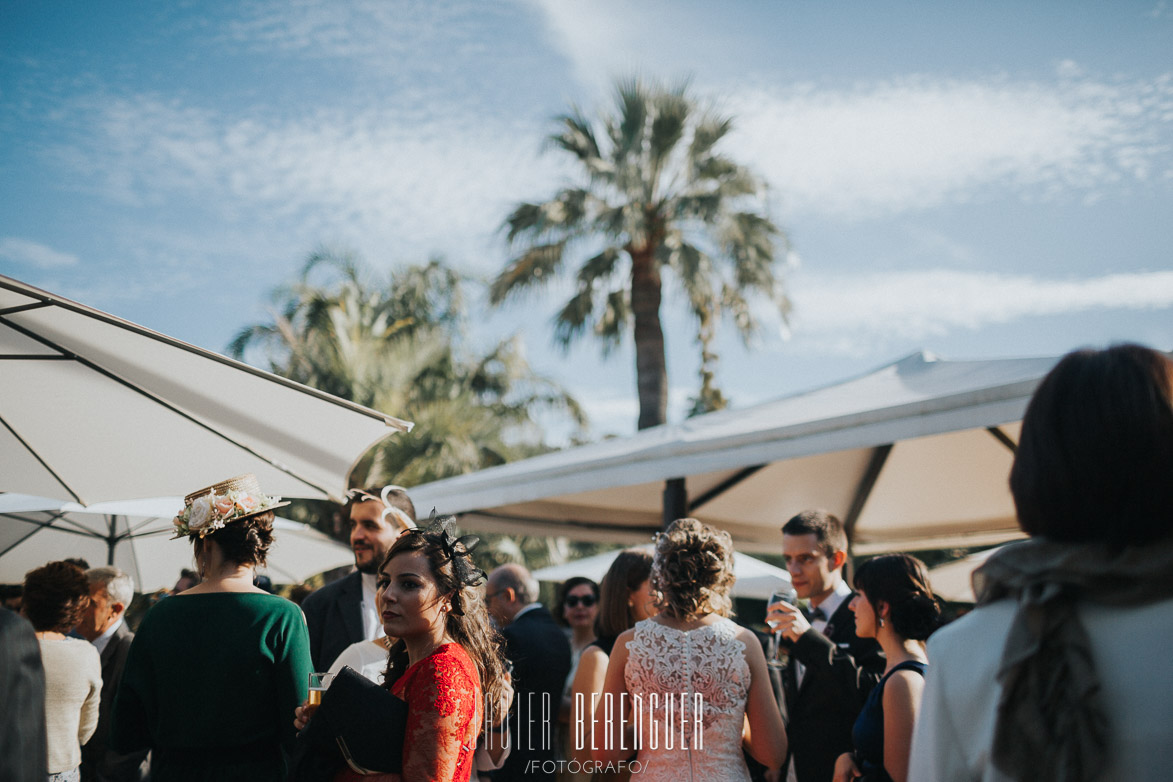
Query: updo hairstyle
853 553 942 641
23 560 92 633
652 518 736 619
194 510 275 567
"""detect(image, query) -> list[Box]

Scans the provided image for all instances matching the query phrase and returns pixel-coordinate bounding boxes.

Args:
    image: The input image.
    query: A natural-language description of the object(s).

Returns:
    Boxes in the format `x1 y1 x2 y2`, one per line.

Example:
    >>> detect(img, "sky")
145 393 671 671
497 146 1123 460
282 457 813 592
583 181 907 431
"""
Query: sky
2 0 1171 440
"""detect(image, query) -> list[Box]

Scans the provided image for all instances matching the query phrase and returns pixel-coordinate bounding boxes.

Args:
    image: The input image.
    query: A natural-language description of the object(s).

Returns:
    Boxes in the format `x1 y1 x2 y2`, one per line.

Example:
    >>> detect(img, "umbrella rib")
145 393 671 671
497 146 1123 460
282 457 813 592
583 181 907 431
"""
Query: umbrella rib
0 510 103 556
842 443 894 546
986 426 1018 454
1 317 335 498
460 509 663 537
0 414 85 503
688 464 766 513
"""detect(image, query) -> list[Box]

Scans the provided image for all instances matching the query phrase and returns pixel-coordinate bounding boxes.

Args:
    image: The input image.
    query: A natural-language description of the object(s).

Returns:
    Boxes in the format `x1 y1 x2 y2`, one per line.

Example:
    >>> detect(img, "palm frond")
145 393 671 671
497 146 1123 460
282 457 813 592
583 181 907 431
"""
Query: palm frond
488 241 566 305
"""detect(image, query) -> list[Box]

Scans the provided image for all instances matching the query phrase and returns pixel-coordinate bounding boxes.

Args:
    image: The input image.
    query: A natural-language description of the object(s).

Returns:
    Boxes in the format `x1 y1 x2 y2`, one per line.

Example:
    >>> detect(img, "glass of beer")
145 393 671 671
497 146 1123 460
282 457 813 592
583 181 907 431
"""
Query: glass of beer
766 585 799 669
305 672 335 719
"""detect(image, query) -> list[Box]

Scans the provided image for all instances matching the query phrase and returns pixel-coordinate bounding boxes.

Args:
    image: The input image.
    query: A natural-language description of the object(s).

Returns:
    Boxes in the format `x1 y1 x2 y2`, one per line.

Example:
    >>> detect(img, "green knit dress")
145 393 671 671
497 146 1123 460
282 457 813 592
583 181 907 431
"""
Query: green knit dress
111 592 311 782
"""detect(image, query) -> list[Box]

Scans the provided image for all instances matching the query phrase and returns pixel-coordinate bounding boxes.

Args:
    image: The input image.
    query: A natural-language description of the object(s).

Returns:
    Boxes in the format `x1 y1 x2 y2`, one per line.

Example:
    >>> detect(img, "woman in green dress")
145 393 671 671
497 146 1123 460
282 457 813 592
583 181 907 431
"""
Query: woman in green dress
111 474 312 782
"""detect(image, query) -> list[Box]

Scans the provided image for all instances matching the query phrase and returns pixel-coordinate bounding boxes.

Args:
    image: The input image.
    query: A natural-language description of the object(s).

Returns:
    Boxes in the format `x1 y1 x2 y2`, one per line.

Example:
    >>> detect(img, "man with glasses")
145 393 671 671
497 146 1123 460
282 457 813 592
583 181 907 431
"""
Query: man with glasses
485 564 571 782
301 486 416 670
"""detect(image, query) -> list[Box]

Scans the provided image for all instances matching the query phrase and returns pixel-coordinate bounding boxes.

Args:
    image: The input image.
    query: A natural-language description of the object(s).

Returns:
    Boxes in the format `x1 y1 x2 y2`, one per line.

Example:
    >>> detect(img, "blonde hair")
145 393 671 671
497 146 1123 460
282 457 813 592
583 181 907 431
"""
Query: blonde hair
652 518 735 619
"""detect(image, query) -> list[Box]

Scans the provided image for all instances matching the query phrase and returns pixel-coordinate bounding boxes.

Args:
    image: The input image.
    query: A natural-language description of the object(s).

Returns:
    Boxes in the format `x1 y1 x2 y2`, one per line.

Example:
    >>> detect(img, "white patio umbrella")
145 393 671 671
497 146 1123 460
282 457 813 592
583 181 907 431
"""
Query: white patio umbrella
532 545 792 600
412 351 1058 554
0 493 353 590
0 274 410 505
926 546 1002 603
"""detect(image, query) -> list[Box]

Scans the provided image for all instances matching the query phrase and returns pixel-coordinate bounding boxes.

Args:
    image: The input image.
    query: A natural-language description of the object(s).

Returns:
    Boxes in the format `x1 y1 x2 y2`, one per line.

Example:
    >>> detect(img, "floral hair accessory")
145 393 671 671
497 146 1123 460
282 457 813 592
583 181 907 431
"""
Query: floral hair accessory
172 473 289 539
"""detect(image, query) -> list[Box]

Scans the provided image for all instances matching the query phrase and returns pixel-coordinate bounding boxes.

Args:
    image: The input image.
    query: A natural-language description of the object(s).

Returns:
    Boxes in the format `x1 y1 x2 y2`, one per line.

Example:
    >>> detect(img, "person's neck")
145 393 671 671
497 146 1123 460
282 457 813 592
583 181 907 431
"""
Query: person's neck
810 580 840 609
403 626 451 666
879 633 927 671
187 562 261 594
35 630 66 640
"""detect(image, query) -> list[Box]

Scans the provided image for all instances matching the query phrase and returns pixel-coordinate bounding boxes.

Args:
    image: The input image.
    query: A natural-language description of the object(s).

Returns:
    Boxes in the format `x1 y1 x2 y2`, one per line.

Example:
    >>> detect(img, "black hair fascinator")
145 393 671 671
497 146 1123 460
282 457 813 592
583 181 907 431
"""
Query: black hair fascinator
408 515 486 602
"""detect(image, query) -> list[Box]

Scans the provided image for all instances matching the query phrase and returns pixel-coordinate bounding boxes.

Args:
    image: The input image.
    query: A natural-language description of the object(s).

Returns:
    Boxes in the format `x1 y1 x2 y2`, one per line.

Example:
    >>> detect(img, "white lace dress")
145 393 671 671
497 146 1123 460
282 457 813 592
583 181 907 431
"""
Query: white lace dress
623 617 751 782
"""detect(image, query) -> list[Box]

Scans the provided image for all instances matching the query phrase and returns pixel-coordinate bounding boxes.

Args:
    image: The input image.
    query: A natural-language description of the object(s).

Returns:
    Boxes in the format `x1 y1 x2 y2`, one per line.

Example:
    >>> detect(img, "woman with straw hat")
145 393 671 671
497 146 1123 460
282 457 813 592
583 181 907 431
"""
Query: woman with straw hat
110 474 312 782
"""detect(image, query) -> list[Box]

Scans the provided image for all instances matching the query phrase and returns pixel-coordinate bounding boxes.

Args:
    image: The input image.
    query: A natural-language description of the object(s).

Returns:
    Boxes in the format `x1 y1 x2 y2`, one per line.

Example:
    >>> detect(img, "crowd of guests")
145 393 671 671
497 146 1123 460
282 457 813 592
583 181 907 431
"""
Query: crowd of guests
1 342 1171 782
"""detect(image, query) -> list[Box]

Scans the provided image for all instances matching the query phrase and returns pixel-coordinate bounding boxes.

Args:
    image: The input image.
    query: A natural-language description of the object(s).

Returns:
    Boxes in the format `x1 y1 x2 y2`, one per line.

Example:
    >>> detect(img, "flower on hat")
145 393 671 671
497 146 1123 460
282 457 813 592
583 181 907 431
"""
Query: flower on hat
172 486 282 539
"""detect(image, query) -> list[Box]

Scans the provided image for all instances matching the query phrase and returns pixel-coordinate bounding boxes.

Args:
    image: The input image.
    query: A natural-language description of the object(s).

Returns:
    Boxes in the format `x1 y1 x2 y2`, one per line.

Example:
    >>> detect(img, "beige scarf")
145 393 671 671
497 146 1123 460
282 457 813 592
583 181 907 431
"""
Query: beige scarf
973 537 1173 782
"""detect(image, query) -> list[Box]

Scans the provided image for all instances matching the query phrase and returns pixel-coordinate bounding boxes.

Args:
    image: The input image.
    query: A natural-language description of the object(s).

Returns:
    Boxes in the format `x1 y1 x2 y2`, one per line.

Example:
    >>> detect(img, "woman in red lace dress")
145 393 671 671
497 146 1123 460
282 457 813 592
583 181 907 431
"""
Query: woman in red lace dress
374 521 509 781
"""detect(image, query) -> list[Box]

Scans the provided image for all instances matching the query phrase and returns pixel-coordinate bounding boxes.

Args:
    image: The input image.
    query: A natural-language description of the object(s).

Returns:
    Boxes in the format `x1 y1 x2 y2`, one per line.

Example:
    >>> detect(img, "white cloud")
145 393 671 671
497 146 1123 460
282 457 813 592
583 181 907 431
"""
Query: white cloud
50 94 557 272
0 237 79 269
785 268 1173 354
729 75 1173 219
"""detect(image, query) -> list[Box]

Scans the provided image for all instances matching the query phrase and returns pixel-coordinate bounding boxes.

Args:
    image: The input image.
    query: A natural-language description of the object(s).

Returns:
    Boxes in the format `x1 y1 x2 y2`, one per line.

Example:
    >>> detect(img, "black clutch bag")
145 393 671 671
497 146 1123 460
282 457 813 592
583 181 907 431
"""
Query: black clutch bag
288 666 408 780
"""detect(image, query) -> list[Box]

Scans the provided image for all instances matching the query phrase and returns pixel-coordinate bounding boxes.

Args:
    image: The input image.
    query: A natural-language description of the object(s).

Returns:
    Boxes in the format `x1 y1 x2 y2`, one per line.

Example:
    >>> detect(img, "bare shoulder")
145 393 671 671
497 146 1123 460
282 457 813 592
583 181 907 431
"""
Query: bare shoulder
883 667 926 705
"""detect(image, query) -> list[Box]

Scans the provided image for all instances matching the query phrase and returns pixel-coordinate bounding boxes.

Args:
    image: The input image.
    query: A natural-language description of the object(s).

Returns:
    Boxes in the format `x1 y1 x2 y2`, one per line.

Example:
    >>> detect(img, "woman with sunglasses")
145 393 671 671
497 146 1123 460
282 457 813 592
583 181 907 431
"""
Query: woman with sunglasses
556 578 600 780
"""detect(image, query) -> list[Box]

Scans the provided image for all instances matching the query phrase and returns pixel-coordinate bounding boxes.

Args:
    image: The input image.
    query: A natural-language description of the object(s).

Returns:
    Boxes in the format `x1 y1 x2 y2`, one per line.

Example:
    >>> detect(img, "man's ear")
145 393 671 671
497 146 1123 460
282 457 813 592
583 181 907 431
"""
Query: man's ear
111 601 127 617
830 549 848 572
505 587 517 604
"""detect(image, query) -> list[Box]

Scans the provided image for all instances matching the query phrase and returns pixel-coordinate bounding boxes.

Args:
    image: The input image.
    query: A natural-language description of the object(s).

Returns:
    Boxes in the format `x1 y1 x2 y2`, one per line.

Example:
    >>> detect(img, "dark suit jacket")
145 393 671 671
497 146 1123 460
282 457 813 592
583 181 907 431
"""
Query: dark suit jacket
771 593 885 782
492 606 571 782
82 622 149 782
0 607 48 782
301 570 365 672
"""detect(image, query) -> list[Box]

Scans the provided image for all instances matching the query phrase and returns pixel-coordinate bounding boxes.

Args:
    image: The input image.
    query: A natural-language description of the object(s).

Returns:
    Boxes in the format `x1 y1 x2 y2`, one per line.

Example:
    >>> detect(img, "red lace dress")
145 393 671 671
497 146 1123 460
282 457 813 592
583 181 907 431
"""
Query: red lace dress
393 643 483 781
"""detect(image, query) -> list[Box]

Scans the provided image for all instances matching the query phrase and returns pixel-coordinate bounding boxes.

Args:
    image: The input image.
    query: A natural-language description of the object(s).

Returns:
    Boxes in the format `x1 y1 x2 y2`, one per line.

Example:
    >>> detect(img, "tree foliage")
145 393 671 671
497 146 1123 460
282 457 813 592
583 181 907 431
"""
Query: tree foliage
231 250 587 488
492 76 790 429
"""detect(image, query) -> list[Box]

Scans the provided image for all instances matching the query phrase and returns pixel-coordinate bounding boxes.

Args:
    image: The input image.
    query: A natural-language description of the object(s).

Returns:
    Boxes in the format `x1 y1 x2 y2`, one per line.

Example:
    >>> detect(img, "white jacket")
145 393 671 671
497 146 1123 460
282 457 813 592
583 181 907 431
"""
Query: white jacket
909 597 1173 781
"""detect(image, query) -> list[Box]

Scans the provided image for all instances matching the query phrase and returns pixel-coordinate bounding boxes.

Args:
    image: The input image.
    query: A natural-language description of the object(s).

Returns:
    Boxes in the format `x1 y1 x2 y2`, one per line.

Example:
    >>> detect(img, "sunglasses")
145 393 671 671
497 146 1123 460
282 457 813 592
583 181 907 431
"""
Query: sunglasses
565 595 597 608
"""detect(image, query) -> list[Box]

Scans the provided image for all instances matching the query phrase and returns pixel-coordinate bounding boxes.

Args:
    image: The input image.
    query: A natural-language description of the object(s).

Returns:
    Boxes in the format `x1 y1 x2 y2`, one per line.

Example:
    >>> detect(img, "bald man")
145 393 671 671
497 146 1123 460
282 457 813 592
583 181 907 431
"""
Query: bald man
486 564 571 782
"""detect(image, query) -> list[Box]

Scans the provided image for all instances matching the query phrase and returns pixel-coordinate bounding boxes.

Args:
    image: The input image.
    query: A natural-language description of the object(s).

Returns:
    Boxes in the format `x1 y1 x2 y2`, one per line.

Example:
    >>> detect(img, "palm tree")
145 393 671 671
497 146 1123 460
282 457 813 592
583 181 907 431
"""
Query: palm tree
231 250 587 487
491 77 790 430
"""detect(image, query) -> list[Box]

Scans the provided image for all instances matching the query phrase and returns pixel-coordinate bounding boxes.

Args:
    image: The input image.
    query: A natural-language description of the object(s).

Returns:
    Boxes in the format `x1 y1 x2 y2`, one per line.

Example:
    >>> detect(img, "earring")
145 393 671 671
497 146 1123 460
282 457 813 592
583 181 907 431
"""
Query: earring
878 617 885 628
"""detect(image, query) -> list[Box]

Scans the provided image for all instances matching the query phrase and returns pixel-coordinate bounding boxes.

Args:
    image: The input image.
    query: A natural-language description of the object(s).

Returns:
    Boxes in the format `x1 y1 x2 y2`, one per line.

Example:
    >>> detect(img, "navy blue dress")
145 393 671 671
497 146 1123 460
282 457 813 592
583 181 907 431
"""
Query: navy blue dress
850 659 928 782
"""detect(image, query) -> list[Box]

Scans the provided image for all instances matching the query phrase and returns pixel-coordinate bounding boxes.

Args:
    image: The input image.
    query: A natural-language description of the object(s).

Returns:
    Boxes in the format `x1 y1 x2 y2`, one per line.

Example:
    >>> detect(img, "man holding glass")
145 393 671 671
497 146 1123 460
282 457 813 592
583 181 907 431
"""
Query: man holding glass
765 510 884 782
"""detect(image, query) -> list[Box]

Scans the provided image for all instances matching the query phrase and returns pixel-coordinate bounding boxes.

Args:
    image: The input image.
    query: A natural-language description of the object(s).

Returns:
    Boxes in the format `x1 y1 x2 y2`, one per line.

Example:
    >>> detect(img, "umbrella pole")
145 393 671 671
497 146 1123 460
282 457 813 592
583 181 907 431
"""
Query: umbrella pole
662 478 687 529
106 514 117 566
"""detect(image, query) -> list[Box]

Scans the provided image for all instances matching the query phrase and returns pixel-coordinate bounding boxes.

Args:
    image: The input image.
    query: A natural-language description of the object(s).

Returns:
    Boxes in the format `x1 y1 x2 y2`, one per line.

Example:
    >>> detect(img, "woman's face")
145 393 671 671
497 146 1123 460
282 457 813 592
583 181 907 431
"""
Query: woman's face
378 550 449 641
629 578 659 622
563 583 598 630
849 589 879 638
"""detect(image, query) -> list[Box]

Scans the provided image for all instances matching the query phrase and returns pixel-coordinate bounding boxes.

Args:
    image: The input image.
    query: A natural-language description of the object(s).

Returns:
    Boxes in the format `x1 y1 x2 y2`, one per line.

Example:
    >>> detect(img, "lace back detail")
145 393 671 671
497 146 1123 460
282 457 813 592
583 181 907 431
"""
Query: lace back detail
622 618 753 781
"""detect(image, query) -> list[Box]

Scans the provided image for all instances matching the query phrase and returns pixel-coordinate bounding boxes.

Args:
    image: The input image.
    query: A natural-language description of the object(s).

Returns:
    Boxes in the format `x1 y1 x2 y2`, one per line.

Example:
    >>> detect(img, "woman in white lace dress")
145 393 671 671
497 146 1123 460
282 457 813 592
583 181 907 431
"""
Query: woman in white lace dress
594 519 787 781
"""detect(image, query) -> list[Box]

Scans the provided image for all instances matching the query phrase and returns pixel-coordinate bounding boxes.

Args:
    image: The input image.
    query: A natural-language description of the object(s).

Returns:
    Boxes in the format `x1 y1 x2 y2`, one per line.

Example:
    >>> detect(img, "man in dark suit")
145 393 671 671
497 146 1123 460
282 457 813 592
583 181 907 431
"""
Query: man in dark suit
78 567 149 782
766 510 885 782
486 564 571 782
301 486 416 670
0 606 48 782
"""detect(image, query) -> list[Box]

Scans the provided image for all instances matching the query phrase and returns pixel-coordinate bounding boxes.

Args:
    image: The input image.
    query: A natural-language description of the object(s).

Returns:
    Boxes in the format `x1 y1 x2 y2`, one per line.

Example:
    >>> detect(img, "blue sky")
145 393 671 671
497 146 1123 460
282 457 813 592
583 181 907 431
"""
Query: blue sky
3 0 1171 438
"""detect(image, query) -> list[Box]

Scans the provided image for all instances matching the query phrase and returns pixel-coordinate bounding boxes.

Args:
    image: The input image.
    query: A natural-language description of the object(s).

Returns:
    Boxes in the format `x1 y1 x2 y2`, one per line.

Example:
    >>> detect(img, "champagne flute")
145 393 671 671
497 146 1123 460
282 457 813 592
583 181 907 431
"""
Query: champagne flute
766 585 798 669
305 671 335 719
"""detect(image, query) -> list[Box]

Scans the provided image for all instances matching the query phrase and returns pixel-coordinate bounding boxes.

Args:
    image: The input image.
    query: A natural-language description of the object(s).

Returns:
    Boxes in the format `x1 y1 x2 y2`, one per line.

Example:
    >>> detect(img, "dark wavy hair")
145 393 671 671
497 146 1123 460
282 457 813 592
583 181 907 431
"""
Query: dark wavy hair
193 510 275 567
653 518 736 619
555 576 599 628
1010 344 1173 545
596 548 654 639
379 521 508 730
23 560 91 633
853 553 942 641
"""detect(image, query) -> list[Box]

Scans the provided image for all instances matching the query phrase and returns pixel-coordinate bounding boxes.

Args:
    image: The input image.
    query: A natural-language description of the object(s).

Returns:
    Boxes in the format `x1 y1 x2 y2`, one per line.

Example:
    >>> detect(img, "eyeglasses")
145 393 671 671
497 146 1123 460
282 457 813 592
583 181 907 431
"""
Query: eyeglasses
565 595 596 608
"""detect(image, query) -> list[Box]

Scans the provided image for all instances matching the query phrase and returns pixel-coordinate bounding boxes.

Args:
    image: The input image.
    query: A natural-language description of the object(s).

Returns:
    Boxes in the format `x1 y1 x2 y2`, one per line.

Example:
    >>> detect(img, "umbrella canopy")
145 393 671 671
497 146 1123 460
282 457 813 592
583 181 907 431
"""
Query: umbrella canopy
0 274 410 504
532 545 792 600
0 493 354 590
926 546 1001 603
413 351 1056 555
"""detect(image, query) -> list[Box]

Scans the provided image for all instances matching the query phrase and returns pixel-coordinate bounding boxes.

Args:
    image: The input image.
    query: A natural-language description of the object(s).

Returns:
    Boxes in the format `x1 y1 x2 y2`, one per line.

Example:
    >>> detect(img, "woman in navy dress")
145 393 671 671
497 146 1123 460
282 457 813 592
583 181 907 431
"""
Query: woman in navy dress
833 554 942 782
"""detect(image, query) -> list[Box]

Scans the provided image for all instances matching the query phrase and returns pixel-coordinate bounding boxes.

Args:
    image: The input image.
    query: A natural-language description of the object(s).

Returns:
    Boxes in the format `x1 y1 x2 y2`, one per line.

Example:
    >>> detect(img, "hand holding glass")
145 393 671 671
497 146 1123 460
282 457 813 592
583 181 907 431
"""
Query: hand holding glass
305 671 335 718
766 586 799 669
